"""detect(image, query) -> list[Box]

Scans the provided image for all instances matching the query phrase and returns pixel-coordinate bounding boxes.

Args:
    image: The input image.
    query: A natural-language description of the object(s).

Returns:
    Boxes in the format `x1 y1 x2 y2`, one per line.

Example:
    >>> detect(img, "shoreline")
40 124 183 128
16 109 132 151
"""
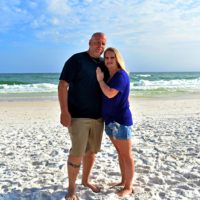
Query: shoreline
1 91 200 101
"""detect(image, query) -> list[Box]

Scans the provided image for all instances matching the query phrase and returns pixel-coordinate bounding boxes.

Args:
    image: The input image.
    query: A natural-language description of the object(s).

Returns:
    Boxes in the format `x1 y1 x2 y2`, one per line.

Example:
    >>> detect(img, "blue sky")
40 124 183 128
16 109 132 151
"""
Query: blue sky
0 0 200 73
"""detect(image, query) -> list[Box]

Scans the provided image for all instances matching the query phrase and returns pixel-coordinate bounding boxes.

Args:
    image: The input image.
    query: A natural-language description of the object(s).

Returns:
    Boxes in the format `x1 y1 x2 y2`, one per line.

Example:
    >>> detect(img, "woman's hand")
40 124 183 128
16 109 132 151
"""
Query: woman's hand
96 67 104 82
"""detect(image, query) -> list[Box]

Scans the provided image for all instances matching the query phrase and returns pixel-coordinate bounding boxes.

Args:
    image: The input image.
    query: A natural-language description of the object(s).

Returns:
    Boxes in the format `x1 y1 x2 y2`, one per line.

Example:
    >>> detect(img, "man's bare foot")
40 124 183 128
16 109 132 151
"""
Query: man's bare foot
65 189 78 200
117 188 133 197
108 182 125 188
65 194 78 200
82 182 101 193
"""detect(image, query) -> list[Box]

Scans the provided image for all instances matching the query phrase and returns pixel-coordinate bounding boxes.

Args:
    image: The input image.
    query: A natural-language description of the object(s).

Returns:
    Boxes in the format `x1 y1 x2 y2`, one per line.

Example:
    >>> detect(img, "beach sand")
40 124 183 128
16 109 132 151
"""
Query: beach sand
0 95 200 200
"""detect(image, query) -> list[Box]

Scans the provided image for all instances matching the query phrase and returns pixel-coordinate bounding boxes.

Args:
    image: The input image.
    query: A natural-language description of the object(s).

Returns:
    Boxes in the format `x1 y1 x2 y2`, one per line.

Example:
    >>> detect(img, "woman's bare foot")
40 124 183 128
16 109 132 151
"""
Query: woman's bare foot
82 182 101 193
117 188 133 197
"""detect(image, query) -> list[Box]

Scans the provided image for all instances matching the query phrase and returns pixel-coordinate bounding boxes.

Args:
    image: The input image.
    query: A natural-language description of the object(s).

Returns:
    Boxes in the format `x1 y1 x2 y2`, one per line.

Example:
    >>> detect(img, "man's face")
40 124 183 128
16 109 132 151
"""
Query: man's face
89 35 106 58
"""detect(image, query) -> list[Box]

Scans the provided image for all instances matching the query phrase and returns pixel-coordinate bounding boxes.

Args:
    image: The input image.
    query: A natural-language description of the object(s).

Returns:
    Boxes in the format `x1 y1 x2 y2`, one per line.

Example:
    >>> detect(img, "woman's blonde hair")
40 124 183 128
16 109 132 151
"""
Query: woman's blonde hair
104 47 127 71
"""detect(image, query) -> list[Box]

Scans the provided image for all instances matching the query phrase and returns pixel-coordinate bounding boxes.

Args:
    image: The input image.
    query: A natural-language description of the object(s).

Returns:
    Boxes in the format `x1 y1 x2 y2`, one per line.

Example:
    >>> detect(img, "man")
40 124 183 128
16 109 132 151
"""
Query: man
58 32 107 200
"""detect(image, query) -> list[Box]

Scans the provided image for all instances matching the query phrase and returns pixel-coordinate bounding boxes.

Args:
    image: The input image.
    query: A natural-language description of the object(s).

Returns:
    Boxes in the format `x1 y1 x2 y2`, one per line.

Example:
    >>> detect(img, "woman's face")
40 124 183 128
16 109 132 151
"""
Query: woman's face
104 51 118 70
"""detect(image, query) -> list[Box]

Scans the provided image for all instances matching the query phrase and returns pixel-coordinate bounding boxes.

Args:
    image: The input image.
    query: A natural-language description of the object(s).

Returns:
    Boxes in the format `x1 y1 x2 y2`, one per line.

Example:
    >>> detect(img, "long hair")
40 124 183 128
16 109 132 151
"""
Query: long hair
104 47 127 72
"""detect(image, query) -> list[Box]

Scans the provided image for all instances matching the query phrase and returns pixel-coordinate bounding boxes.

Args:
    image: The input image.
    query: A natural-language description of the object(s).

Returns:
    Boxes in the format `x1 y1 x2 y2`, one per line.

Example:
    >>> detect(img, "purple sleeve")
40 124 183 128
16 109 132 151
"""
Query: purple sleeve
109 71 128 92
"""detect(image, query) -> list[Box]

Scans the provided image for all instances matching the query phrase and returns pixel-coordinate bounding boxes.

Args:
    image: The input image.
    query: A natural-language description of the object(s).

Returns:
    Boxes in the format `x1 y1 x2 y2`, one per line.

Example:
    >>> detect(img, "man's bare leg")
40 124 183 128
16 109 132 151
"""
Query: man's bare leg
82 152 100 193
66 155 82 200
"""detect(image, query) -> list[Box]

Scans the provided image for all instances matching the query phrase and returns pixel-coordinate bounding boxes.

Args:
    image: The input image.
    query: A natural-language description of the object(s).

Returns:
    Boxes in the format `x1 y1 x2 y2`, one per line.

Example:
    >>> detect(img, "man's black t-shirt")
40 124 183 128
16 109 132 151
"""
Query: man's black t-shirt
59 51 109 119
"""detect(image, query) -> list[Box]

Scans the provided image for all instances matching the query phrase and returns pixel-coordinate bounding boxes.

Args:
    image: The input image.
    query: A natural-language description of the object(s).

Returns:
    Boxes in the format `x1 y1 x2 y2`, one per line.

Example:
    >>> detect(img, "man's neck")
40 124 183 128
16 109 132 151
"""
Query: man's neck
87 50 99 59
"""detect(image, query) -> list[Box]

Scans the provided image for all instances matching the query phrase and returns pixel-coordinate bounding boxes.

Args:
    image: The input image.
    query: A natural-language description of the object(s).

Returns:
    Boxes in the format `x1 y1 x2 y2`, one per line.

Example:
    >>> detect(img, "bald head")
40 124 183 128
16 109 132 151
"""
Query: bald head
90 32 106 40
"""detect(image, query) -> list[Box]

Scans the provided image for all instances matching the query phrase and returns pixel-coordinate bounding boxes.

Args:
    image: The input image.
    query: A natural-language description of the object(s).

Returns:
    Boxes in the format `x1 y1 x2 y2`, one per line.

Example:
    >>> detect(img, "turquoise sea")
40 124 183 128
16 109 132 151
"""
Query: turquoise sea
0 72 200 99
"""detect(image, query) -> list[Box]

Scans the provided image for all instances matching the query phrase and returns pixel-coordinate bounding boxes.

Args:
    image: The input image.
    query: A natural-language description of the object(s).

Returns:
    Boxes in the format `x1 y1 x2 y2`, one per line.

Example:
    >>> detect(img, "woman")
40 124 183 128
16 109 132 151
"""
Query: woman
96 47 134 197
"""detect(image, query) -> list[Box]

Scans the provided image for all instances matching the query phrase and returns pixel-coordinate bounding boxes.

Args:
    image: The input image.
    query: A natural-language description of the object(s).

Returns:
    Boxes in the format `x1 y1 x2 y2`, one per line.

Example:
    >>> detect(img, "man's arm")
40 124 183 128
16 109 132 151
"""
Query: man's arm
58 80 72 127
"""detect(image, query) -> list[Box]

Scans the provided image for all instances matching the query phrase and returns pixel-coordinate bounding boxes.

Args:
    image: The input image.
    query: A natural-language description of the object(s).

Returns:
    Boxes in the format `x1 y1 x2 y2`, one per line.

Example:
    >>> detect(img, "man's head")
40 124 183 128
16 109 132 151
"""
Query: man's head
88 32 106 58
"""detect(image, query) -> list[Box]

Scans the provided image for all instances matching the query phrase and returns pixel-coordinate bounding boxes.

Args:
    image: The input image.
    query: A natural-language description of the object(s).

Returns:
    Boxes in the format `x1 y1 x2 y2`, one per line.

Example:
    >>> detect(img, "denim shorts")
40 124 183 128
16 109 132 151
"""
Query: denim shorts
105 121 133 140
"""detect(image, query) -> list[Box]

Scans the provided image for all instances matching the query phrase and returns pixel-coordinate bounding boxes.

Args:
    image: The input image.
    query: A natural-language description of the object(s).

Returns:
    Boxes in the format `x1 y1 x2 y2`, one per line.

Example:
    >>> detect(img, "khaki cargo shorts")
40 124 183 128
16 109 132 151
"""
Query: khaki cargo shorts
68 118 104 156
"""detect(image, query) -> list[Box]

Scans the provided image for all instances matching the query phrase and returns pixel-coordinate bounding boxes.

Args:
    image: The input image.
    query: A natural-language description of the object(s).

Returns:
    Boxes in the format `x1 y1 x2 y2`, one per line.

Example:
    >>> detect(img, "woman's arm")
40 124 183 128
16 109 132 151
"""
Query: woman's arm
96 67 119 98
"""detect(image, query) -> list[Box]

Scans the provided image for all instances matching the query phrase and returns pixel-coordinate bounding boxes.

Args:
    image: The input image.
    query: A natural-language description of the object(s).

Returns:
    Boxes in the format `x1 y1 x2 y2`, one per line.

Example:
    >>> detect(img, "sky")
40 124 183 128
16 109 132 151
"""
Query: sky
0 0 200 73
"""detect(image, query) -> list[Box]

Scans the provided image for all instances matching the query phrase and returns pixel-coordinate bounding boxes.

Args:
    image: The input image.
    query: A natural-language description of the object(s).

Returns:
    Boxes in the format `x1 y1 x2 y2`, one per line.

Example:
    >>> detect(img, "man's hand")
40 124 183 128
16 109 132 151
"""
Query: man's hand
60 111 72 127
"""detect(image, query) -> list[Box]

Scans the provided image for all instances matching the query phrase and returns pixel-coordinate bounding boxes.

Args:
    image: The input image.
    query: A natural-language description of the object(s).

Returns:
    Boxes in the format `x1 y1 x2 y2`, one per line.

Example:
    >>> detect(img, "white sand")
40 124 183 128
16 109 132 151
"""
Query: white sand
0 95 200 200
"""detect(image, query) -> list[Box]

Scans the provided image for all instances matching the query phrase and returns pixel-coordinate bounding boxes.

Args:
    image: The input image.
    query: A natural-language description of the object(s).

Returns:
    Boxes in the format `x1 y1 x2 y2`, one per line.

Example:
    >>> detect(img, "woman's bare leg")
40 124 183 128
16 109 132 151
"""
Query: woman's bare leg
111 139 134 197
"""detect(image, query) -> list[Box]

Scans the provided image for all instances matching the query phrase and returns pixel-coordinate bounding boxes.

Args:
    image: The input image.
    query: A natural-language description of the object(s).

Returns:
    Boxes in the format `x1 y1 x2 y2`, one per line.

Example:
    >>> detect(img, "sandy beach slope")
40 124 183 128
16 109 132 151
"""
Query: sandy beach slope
0 95 200 200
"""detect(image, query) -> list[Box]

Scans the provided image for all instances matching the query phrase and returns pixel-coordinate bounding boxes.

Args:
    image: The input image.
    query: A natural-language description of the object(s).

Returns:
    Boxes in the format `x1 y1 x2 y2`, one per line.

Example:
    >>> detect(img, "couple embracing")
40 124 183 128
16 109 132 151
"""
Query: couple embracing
58 32 134 200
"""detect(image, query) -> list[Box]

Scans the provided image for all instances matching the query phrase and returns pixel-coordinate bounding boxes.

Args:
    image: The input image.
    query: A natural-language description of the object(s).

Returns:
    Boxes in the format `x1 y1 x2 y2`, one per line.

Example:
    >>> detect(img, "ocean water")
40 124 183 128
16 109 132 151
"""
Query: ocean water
129 72 200 97
0 72 200 99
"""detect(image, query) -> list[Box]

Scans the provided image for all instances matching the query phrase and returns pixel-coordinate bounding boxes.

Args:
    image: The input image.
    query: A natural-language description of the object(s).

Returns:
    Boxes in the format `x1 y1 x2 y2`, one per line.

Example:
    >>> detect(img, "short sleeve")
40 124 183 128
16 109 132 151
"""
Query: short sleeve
109 71 128 92
59 55 79 83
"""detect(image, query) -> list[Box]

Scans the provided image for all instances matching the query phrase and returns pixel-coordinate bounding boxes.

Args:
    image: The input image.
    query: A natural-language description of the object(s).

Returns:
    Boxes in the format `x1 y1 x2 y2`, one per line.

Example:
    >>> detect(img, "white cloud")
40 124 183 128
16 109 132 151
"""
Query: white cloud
31 15 47 29
1 0 200 46
0 0 32 33
28 1 38 9
47 0 71 16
